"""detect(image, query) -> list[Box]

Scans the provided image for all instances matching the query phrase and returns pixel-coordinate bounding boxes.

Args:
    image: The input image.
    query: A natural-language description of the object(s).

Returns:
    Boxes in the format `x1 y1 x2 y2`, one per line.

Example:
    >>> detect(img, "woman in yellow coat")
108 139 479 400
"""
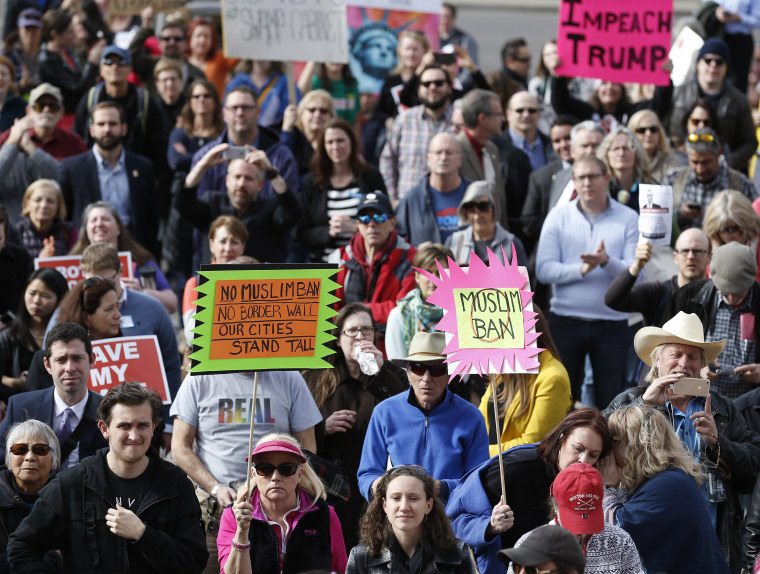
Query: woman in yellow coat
479 306 573 457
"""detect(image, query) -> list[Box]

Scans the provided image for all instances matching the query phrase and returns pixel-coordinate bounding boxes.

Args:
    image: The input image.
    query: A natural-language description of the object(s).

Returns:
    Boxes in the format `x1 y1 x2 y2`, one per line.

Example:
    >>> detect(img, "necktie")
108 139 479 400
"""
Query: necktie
56 408 75 468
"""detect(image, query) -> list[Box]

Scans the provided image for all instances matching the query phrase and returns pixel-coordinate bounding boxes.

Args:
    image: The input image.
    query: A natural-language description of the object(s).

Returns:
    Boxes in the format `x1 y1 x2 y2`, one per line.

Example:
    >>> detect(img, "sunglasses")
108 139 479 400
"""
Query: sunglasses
33 100 61 113
702 57 725 66
253 462 301 477
10 443 51 456
420 79 446 88
511 107 539 114
357 213 389 224
80 276 102 307
462 200 492 212
515 566 560 574
687 133 715 143
191 93 213 100
408 362 447 377
635 126 658 135
102 58 129 67
160 35 184 42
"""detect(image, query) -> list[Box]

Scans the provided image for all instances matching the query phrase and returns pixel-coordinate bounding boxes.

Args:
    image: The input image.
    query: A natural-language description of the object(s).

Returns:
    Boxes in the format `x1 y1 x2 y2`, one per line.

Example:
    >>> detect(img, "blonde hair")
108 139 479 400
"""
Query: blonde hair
21 179 67 220
596 125 653 183
244 433 325 510
627 109 672 156
608 405 703 493
390 31 429 75
703 189 760 247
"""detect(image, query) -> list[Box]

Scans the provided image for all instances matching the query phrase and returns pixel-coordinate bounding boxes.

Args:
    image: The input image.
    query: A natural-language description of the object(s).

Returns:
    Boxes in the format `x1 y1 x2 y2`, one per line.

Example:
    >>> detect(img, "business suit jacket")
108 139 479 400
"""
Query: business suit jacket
0 389 107 465
456 131 508 230
522 158 565 243
57 149 160 255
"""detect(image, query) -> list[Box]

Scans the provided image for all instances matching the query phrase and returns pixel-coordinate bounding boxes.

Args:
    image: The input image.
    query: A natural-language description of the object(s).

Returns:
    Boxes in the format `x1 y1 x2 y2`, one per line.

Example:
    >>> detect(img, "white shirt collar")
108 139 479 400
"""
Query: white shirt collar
53 388 89 421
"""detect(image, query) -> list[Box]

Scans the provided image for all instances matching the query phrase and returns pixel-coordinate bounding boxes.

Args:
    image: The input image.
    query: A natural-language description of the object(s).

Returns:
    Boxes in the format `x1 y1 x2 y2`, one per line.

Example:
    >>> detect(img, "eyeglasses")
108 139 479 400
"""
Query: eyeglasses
306 107 330 115
102 58 129 67
191 93 213 100
253 462 301 477
160 35 184 42
462 200 492 212
687 133 716 143
688 117 711 128
573 172 604 182
357 213 389 224
512 56 531 63
408 362 447 377
10 443 51 456
420 79 446 88
511 107 539 114
635 126 658 135
720 225 741 235
226 104 256 113
33 100 61 113
675 248 708 257
342 326 375 338
702 57 725 66
515 566 560 574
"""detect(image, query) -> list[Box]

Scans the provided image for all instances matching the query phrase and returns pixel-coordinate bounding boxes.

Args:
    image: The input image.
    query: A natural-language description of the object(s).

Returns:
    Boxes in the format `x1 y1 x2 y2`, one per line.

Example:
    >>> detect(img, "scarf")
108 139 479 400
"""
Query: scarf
397 288 443 350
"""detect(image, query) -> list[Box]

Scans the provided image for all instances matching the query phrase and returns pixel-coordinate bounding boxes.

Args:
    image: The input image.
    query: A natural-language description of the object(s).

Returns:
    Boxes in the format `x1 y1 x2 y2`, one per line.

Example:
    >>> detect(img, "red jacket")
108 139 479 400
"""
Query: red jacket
330 229 417 325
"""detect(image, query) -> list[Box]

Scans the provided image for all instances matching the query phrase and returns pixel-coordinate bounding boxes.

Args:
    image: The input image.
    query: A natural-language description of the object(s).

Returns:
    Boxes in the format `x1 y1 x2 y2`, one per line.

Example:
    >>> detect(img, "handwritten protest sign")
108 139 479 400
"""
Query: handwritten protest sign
89 335 171 403
189 264 339 374
35 253 133 289
222 0 349 62
555 0 673 86
422 246 540 377
110 0 185 15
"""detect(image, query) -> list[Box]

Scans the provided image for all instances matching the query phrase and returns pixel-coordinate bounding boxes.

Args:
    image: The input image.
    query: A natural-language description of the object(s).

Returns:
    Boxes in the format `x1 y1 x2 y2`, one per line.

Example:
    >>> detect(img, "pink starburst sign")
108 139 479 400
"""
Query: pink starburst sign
420 245 541 379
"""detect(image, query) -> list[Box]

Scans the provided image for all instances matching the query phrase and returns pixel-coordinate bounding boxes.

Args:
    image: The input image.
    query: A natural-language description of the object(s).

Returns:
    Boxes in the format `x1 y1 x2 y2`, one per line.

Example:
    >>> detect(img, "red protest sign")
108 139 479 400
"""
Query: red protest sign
88 335 170 403
35 253 133 289
556 0 673 86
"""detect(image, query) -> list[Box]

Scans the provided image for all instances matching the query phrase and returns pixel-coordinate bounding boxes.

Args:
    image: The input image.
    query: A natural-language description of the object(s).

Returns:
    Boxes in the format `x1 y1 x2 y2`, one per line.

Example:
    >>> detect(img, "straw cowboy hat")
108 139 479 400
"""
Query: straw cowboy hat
390 332 446 366
634 311 726 366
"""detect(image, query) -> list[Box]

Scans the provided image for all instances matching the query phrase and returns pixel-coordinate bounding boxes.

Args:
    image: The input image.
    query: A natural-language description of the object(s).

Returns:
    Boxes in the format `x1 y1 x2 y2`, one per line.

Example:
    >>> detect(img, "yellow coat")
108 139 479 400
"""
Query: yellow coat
478 350 573 457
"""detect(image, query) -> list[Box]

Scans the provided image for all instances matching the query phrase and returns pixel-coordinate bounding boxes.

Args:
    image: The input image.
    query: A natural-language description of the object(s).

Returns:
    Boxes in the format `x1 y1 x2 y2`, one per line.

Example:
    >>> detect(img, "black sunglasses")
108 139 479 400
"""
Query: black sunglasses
253 462 301 477
702 57 725 66
10 443 51 456
420 79 446 88
635 126 658 135
102 58 130 67
160 35 184 42
408 362 447 377
462 200 492 212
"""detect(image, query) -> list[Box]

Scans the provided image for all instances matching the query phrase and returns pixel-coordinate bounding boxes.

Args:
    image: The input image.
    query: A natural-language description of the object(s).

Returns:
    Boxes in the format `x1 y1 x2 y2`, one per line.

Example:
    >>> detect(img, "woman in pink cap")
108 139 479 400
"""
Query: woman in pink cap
217 433 348 574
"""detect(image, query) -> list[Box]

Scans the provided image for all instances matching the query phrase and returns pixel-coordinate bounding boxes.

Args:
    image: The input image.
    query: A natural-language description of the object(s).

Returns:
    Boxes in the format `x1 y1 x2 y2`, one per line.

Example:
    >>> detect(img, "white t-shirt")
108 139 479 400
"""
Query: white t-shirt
170 371 322 486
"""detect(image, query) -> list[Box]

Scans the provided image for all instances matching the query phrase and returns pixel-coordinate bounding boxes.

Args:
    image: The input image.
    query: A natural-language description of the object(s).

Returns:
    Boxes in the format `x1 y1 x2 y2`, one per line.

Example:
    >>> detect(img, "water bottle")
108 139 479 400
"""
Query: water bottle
354 345 379 376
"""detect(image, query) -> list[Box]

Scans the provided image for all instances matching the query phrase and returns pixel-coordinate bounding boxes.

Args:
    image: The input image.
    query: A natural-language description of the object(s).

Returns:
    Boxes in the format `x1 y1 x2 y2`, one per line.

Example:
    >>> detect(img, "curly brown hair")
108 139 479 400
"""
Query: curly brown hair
358 466 456 556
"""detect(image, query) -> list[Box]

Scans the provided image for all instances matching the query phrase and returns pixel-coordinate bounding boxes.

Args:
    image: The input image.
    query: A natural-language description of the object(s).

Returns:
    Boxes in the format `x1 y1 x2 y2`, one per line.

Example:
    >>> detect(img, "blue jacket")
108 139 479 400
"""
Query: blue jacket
608 468 730 574
357 388 488 503
445 446 553 574
395 176 471 247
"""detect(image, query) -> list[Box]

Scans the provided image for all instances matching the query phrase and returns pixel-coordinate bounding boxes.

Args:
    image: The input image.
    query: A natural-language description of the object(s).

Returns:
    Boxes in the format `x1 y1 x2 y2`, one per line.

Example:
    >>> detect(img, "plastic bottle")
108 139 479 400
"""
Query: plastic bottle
354 345 379 375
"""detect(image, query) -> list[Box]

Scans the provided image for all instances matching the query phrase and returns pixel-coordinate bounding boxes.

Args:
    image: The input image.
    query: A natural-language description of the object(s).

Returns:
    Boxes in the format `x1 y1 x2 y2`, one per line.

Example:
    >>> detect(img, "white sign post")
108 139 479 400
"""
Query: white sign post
222 0 349 63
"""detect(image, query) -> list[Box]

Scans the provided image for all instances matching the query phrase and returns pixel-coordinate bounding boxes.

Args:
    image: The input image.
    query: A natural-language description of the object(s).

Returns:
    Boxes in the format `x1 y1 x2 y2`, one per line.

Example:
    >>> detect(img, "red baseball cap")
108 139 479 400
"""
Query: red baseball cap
551 463 604 535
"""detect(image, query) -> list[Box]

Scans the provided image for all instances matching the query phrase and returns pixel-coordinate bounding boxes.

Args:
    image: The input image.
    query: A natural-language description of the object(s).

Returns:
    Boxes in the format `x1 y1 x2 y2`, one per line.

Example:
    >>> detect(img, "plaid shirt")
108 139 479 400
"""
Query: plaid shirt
662 163 757 226
709 289 757 398
379 104 452 201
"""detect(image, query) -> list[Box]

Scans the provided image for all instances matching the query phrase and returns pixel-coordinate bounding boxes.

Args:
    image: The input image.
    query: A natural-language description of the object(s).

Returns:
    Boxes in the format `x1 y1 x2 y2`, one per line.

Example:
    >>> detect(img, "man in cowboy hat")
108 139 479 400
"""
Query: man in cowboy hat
605 311 760 573
357 331 489 504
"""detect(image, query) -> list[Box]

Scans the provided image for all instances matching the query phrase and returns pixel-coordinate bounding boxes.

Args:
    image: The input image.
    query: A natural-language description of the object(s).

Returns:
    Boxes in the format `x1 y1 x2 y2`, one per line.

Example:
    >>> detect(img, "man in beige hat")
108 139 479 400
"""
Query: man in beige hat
357 331 489 504
606 311 760 573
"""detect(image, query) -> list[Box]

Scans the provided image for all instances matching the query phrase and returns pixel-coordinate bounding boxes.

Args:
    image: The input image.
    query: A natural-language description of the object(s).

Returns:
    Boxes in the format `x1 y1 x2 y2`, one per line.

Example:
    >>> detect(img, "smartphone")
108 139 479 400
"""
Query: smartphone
686 202 702 210
433 52 457 65
673 377 710 397
221 146 248 160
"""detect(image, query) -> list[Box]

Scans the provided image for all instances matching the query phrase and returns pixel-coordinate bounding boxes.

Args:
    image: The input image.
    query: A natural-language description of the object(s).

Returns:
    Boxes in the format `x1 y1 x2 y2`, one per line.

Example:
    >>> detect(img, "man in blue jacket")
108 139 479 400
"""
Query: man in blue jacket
357 331 489 503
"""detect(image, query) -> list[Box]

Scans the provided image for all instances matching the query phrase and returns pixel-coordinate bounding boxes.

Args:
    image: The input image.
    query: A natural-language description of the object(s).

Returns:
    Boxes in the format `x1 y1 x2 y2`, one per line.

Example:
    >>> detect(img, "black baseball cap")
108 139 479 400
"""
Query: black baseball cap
497 525 586 568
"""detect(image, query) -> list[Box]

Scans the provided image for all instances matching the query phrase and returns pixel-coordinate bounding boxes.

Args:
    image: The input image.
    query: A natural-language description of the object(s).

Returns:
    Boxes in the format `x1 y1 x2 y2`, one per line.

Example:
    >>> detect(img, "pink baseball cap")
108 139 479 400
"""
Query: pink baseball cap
246 439 307 463
551 463 604 535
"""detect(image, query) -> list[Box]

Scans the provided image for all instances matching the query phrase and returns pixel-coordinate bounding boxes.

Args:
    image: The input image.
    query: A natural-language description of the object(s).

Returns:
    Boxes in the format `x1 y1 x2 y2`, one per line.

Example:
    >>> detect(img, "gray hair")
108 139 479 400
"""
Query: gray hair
685 127 721 156
5 419 61 469
570 120 605 147
460 89 501 129
457 180 499 226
